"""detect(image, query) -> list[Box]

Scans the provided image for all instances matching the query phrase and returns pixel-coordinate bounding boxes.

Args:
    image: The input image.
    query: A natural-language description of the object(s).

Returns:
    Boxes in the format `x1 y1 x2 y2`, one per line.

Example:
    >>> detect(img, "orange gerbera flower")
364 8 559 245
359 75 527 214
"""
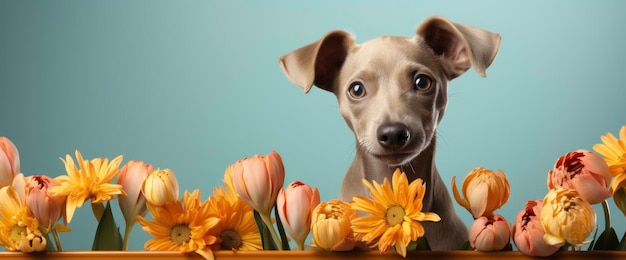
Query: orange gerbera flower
136 189 219 258
350 169 440 257
207 190 261 251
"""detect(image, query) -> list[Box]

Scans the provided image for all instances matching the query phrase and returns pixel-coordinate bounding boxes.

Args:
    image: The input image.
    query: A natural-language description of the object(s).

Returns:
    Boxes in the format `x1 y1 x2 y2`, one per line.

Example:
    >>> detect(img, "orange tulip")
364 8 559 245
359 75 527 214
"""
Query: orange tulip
512 200 559 257
310 200 357 251
23 175 65 230
547 150 611 204
452 167 510 218
468 214 510 251
141 168 179 207
0 137 20 187
118 160 154 224
276 181 320 250
231 151 285 217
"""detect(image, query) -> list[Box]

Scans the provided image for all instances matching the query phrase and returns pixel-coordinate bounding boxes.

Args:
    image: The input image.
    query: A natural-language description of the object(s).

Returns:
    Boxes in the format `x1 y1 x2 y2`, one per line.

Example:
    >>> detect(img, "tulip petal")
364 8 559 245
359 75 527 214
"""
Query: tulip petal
572 174 612 204
0 151 12 186
451 177 470 212
543 233 565 247
468 182 488 218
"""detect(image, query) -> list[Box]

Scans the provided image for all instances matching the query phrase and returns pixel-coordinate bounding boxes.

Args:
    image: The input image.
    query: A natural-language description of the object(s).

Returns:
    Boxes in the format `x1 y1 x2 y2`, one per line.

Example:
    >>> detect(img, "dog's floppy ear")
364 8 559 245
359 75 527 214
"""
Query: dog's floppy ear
279 30 355 93
417 16 501 79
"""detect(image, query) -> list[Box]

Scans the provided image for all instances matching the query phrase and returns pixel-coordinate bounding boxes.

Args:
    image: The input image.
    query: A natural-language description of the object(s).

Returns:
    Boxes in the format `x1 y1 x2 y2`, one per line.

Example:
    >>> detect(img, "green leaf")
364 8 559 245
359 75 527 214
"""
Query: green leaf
618 230 626 251
274 205 291 250
592 227 619 250
253 210 277 250
459 240 472 250
92 202 123 250
407 237 431 251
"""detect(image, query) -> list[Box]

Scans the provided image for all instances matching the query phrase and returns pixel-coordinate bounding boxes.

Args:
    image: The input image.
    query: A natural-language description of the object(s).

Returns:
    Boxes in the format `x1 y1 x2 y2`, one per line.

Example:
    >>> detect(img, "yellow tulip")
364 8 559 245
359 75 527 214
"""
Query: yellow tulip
310 199 357 251
540 188 595 248
141 168 179 207
0 137 20 187
452 167 510 218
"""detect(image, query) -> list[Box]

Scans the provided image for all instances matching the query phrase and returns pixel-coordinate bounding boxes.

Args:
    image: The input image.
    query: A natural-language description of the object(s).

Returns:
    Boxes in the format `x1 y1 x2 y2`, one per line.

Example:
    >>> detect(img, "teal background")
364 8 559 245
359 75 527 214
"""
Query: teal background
1 0 625 251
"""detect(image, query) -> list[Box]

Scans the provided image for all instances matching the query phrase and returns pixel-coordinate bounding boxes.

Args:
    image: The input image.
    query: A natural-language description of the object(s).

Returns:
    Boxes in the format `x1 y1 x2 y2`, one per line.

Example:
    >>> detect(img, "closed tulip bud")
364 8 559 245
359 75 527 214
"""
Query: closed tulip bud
141 168 179 207
469 214 510 251
232 151 285 216
512 200 559 257
547 150 612 204
24 175 64 230
0 137 20 187
452 167 510 218
276 181 320 250
541 188 596 248
311 199 357 251
118 160 154 224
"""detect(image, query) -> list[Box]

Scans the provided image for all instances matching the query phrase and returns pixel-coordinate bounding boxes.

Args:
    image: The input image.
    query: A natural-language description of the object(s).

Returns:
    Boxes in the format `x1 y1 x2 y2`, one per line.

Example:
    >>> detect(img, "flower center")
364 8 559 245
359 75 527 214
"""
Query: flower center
169 224 192 246
385 205 405 227
9 225 26 242
220 229 242 250
564 200 577 211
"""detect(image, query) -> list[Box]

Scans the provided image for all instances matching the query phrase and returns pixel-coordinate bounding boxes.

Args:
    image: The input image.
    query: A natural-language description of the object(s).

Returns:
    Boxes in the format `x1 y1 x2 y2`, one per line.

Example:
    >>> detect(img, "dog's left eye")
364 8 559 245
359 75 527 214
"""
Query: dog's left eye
414 74 432 91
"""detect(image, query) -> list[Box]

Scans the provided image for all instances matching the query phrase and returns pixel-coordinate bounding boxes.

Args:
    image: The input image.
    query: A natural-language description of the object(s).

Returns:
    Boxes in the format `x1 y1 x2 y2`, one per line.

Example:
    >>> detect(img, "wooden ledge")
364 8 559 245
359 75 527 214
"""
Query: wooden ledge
0 250 624 259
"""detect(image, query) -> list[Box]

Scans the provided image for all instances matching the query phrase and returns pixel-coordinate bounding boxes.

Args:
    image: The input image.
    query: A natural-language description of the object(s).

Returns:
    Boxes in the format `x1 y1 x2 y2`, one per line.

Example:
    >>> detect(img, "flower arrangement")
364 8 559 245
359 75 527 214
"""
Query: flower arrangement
0 126 625 259
450 126 626 256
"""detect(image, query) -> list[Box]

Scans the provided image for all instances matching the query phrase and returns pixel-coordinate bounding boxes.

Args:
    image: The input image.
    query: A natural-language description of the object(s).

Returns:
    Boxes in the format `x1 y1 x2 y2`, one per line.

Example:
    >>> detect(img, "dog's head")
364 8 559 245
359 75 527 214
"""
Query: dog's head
279 16 500 166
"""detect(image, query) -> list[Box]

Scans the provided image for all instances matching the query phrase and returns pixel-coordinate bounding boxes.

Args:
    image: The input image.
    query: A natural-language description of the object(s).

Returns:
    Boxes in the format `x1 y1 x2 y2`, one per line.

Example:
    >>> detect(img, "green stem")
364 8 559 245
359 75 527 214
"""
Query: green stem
51 226 63 252
122 220 134 250
259 213 283 250
296 241 305 251
602 200 611 235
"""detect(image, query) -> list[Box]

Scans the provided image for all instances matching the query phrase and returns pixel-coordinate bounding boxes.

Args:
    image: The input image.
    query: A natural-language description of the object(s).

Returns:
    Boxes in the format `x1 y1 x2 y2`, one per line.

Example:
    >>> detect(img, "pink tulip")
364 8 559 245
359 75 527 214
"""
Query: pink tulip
469 214 510 251
276 181 320 250
0 137 20 187
232 151 285 216
23 175 65 230
512 200 560 257
117 160 154 224
547 150 612 204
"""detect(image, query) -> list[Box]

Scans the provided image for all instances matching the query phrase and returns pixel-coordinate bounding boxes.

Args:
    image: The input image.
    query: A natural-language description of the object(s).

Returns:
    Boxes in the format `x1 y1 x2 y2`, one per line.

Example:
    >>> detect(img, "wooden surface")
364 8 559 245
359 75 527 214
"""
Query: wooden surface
0 250 624 260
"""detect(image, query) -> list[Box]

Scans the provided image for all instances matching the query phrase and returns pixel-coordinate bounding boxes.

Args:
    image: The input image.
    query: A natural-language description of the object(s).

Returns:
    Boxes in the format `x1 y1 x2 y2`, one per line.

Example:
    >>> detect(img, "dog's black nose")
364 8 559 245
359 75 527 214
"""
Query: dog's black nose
377 123 410 149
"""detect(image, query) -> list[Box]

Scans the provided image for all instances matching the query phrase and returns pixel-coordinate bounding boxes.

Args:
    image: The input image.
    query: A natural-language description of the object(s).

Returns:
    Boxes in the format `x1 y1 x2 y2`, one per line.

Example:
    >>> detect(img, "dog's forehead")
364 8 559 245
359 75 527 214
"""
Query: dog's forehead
345 35 436 69
339 35 439 80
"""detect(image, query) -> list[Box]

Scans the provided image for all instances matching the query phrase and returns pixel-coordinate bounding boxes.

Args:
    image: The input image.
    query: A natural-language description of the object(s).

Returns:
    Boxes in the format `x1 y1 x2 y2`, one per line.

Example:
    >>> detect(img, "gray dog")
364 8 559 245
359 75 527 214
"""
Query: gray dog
279 16 500 250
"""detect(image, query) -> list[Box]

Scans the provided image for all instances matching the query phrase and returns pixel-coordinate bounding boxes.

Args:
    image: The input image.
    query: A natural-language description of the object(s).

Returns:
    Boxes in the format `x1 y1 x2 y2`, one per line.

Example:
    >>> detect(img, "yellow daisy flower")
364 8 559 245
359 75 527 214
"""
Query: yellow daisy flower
50 150 125 223
593 125 626 215
136 189 220 255
207 190 262 251
0 186 47 252
350 168 440 257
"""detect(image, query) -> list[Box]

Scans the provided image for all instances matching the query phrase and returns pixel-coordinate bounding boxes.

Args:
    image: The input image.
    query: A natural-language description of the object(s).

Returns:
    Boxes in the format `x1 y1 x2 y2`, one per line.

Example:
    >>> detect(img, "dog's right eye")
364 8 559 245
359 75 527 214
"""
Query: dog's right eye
348 82 366 99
